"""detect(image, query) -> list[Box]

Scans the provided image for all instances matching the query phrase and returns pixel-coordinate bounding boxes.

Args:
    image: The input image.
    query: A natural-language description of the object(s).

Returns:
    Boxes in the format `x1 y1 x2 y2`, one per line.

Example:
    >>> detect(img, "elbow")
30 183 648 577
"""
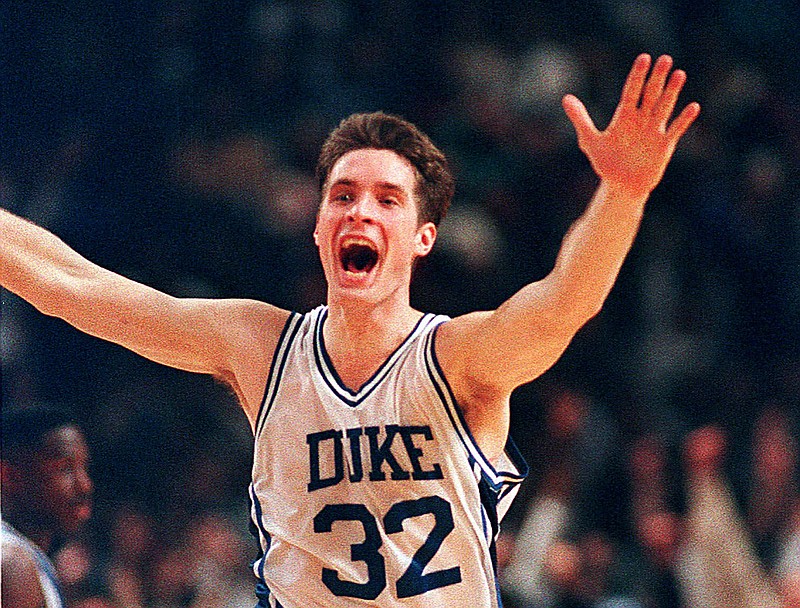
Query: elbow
551 290 606 336
567 300 605 335
537 272 611 333
33 282 69 317
24 283 67 319
32 273 92 322
579 298 605 325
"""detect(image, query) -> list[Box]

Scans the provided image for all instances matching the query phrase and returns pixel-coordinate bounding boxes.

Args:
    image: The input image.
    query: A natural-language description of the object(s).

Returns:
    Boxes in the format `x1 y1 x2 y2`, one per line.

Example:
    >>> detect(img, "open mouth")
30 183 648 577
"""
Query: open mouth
71 498 93 522
340 240 379 274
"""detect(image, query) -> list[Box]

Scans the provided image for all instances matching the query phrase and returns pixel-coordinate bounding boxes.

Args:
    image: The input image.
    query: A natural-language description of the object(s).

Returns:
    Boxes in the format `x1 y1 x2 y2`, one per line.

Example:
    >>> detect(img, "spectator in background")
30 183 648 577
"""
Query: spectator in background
1 405 93 608
676 425 784 608
628 422 800 608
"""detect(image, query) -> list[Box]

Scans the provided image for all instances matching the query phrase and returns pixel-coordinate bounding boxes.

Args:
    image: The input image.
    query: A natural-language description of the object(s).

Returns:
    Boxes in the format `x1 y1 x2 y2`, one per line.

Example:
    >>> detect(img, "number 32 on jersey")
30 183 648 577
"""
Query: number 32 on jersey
313 496 462 600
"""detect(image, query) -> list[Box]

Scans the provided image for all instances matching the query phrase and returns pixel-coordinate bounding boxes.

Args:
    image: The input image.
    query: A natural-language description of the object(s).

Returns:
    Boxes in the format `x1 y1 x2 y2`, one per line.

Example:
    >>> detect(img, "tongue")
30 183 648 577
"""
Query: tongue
345 248 375 273
347 259 365 273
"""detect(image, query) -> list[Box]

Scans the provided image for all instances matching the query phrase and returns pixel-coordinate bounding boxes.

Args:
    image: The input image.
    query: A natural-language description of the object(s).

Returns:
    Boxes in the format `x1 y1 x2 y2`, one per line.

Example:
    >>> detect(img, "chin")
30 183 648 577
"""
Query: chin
329 266 380 296
329 283 381 305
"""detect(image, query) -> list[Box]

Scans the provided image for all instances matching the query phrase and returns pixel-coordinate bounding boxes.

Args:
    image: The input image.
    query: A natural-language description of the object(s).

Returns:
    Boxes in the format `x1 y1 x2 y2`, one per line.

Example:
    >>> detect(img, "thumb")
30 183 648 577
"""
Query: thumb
562 94 598 146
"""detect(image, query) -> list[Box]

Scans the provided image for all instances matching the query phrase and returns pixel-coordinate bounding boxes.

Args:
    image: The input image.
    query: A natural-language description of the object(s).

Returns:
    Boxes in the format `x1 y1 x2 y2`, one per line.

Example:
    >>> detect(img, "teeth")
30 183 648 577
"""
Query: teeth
341 236 376 249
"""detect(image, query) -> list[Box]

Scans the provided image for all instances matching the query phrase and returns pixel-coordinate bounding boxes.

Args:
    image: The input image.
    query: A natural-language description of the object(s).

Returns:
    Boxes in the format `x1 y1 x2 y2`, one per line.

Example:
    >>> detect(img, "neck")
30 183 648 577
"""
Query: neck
326 297 421 348
323 292 422 390
325 279 419 339
5 511 54 554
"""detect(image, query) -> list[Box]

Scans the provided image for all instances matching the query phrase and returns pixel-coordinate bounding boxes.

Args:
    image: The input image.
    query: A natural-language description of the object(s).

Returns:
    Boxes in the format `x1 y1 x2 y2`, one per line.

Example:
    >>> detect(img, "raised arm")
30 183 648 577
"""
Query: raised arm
0 208 289 424
437 54 700 456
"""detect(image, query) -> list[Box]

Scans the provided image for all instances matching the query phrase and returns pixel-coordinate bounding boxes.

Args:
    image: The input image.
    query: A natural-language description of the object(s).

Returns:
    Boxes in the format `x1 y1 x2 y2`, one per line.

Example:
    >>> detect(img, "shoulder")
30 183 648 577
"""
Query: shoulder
206 299 293 377
204 299 295 422
430 311 512 462
436 310 492 339
207 298 292 330
206 299 293 356
434 311 493 372
431 310 509 403
1 535 47 608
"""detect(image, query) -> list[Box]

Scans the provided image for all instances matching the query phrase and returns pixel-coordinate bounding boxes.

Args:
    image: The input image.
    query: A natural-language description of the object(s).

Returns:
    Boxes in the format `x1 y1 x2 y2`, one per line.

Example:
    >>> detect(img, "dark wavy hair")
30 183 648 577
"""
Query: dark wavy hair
1 404 79 460
316 112 454 226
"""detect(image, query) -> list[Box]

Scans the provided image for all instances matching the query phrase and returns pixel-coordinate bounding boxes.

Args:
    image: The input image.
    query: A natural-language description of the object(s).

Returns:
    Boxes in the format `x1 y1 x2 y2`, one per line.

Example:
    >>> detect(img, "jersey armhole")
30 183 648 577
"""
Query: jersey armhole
425 323 528 497
253 312 303 439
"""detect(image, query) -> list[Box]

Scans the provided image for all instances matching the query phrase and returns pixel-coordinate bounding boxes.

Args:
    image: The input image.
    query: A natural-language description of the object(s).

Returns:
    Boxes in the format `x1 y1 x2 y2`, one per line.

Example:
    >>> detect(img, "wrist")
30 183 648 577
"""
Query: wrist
598 179 654 203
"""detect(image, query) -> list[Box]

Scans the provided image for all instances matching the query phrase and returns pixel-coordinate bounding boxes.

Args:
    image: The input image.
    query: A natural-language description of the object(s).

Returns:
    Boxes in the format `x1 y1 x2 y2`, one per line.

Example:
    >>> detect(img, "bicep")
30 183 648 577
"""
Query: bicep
50 270 232 375
46 267 288 396
3 211 289 417
38 259 290 422
439 286 584 394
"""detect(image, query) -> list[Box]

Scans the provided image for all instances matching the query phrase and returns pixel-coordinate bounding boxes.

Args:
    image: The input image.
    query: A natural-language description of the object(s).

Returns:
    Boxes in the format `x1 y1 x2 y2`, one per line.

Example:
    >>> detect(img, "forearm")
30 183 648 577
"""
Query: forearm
1 207 288 422
441 181 649 393
542 179 647 324
1 208 213 371
0 208 94 316
439 54 698 402
548 52 698 323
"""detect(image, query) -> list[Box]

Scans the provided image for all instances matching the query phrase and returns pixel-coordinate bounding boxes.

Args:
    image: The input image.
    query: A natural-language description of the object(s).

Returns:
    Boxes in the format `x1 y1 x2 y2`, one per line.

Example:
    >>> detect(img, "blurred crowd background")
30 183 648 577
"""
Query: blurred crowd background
2 1 799 606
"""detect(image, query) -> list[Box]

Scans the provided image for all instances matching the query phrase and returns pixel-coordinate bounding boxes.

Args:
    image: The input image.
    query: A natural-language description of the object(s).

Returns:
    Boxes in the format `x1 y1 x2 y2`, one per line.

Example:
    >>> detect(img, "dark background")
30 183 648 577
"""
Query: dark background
2 2 798 606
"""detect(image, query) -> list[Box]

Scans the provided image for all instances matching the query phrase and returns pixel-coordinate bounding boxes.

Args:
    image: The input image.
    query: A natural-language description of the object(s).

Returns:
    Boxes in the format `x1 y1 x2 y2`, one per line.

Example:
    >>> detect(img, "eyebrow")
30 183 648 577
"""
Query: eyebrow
329 179 407 194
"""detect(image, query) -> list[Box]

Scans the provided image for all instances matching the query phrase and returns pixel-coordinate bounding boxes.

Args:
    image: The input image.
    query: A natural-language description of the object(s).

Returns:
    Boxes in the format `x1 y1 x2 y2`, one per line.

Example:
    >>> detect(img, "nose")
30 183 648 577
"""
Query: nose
76 466 93 496
346 194 376 223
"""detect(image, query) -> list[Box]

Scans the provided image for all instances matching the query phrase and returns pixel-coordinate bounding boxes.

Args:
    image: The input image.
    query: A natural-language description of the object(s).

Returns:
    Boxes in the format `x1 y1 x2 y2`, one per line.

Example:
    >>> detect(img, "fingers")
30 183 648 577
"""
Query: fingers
667 101 701 141
562 94 598 145
624 53 700 138
652 68 687 126
640 55 673 113
618 53 652 110
564 53 699 149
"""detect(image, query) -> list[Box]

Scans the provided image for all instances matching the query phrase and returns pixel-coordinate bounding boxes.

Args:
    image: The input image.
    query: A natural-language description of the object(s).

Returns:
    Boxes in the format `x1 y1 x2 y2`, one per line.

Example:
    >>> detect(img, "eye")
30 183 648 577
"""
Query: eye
334 193 352 203
381 197 399 207
46 457 76 476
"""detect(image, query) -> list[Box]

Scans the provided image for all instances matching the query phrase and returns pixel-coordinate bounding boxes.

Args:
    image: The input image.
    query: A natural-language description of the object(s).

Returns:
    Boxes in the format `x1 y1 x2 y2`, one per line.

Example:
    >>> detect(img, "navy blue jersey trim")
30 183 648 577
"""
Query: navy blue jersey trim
249 483 271 549
425 324 528 489
313 307 437 407
479 475 508 607
255 582 284 608
249 483 272 587
255 581 284 608
255 312 303 439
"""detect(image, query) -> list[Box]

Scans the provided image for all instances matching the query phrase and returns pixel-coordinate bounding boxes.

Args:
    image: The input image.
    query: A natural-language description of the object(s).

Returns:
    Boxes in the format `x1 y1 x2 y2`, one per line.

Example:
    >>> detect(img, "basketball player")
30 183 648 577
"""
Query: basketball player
0 54 699 606
1 406 94 608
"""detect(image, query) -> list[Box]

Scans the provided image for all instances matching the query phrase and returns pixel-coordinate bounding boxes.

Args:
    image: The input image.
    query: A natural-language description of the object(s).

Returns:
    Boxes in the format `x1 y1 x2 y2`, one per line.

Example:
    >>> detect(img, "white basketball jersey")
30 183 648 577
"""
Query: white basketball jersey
249 306 527 607
1 522 65 608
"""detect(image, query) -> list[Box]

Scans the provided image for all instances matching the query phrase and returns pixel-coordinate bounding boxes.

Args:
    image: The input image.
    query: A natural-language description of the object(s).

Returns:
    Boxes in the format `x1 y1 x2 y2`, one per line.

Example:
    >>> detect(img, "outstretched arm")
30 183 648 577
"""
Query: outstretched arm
0 208 289 424
437 54 700 456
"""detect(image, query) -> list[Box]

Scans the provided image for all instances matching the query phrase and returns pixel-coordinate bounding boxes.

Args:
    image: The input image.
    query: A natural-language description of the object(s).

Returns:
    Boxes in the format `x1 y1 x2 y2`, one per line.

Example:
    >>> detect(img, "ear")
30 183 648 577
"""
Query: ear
313 198 324 247
414 222 437 258
313 209 322 246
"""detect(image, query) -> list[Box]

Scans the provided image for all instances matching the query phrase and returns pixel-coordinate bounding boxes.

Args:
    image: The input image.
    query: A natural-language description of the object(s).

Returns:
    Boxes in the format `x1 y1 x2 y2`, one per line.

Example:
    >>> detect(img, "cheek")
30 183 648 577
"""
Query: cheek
388 231 419 266
45 475 78 502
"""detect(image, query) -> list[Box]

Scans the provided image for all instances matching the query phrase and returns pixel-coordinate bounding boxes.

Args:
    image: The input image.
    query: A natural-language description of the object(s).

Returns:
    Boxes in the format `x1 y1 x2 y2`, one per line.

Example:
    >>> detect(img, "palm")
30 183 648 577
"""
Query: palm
563 54 700 196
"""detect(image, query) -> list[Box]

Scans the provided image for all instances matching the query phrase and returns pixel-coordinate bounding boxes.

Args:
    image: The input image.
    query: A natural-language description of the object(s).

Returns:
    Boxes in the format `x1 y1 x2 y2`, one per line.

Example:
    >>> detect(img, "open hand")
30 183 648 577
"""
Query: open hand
563 54 700 197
